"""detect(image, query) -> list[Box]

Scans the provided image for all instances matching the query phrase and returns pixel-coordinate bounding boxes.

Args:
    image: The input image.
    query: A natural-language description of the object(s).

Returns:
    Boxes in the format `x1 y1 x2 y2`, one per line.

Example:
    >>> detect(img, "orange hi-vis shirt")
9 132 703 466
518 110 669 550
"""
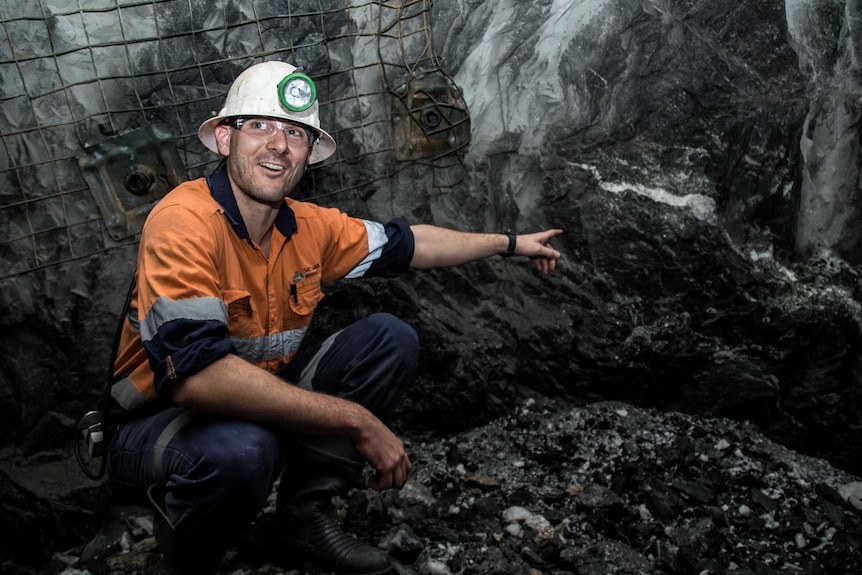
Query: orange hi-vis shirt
110 164 414 418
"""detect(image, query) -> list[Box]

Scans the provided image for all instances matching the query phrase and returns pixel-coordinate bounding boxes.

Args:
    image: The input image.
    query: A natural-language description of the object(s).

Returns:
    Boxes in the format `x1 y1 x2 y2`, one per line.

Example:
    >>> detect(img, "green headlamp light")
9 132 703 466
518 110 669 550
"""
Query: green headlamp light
277 72 317 112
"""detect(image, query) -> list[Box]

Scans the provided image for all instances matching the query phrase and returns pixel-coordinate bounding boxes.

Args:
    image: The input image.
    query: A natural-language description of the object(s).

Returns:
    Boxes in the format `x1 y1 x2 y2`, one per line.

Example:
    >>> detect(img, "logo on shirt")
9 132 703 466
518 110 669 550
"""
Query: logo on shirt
302 263 321 280
292 271 304 283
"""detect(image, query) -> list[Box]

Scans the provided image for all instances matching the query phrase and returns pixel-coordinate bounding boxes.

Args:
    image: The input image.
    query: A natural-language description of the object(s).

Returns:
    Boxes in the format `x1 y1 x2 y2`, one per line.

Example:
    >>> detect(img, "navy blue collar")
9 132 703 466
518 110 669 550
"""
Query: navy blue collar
206 162 298 242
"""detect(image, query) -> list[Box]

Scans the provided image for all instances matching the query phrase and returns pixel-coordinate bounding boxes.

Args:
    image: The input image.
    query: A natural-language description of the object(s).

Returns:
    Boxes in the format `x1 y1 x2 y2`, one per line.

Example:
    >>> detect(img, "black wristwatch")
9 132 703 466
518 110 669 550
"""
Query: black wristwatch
501 230 516 257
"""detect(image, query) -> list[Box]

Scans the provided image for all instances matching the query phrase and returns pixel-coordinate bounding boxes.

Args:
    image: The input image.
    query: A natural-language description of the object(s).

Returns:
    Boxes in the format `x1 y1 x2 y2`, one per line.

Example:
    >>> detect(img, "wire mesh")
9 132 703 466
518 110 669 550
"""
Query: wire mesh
0 0 467 279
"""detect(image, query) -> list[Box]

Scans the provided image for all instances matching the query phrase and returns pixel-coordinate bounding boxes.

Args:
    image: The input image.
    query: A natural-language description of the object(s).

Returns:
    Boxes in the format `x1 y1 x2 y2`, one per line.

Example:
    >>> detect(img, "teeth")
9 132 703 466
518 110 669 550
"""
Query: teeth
260 162 284 171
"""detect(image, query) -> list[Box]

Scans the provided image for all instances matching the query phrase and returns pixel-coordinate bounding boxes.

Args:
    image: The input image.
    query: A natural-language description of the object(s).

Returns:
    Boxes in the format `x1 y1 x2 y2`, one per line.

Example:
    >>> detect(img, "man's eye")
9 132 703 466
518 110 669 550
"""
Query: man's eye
286 128 302 137
249 120 269 130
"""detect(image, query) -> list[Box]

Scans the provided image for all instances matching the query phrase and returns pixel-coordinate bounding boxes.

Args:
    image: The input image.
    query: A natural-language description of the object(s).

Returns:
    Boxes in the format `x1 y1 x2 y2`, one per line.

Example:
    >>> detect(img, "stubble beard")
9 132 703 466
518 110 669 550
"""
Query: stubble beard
228 152 304 207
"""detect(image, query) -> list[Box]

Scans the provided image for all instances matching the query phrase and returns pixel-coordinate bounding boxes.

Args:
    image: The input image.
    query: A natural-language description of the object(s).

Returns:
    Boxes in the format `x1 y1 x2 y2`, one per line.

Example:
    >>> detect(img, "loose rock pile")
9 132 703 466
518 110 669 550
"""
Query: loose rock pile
46 400 862 574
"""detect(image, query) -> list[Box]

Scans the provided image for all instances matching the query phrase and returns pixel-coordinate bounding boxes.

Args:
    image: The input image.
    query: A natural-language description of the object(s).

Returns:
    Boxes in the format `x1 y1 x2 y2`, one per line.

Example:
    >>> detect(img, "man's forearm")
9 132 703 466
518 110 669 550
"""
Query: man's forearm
171 353 367 437
409 224 508 269
409 224 564 272
171 353 410 489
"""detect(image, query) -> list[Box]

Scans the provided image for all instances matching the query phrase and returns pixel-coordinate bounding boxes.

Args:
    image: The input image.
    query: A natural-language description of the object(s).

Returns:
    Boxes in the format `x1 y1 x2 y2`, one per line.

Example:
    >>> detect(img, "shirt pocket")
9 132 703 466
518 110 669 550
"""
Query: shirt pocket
224 289 255 333
288 277 323 316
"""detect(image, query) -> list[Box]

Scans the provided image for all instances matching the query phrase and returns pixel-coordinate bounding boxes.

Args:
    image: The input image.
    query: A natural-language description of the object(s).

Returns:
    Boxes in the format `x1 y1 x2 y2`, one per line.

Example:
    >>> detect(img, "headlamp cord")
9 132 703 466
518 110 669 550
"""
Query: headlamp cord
75 270 136 481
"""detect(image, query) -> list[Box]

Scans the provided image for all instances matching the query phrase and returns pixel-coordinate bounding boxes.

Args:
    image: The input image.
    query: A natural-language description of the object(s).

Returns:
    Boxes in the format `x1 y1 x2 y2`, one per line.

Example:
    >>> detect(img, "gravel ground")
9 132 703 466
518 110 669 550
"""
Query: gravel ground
50 399 862 575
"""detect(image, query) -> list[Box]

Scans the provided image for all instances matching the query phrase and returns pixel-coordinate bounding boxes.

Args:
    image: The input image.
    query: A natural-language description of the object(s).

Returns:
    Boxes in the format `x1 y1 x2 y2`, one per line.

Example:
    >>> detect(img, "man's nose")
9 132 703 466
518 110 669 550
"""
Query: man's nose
266 128 291 152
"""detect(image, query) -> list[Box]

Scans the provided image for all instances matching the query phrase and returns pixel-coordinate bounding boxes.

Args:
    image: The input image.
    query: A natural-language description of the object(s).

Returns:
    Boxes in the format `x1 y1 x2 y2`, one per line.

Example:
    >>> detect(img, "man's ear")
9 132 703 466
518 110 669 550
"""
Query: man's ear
213 124 232 157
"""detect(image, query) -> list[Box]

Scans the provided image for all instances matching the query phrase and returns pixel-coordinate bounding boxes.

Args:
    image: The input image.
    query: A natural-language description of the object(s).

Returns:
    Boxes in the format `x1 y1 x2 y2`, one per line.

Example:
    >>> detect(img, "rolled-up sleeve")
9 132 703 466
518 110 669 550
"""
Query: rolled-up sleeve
141 296 235 400
345 217 414 278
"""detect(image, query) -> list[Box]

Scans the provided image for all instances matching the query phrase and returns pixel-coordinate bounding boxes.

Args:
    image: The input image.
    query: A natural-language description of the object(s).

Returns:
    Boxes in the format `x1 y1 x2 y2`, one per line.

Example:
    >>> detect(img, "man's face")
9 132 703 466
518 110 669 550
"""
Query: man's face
214 118 313 206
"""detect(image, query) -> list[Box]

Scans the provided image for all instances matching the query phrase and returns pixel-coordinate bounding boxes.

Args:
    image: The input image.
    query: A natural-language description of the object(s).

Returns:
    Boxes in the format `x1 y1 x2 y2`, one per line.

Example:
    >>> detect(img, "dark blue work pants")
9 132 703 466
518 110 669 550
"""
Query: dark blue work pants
107 313 418 548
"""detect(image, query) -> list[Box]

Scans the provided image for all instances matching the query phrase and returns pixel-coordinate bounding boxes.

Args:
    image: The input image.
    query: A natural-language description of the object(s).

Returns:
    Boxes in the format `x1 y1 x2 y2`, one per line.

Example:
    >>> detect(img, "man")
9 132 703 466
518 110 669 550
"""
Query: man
106 60 562 575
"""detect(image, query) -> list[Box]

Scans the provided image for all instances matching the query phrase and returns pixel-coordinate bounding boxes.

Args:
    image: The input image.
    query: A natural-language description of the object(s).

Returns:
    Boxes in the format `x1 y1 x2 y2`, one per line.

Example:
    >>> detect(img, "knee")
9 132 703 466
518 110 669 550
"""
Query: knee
367 312 419 368
197 422 281 508
216 422 279 474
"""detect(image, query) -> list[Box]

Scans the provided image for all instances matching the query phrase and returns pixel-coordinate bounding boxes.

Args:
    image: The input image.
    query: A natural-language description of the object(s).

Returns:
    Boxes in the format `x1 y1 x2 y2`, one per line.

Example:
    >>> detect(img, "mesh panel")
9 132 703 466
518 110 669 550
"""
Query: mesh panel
0 0 466 279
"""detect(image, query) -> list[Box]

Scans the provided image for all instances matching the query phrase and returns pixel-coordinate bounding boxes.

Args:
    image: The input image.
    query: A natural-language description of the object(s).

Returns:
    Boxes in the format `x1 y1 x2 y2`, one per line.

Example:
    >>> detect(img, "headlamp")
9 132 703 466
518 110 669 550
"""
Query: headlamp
277 72 317 112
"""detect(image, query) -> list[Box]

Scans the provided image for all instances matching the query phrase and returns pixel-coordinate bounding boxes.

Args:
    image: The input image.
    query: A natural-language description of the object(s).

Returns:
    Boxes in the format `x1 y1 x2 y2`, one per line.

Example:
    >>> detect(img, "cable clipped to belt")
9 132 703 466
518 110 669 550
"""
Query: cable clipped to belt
75 270 136 481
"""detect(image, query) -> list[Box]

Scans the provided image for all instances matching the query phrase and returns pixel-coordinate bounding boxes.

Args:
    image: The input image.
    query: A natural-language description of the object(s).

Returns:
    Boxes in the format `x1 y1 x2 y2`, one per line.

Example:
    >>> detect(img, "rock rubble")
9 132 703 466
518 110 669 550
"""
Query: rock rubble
38 399 862 575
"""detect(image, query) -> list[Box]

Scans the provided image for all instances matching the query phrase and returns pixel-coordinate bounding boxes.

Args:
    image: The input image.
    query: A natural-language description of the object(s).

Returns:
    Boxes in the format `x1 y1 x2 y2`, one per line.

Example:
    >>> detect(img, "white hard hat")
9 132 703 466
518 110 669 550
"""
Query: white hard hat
198 61 337 164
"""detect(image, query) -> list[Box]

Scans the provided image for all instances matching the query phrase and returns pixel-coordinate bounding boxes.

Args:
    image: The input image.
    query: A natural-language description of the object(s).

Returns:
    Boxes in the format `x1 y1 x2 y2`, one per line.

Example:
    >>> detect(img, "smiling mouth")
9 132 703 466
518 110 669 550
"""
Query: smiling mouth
260 161 285 171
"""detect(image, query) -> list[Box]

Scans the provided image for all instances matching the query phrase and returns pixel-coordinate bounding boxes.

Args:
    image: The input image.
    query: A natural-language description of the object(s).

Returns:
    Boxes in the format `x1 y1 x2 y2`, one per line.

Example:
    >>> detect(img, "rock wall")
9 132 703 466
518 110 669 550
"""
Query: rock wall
788 0 862 262
374 0 861 472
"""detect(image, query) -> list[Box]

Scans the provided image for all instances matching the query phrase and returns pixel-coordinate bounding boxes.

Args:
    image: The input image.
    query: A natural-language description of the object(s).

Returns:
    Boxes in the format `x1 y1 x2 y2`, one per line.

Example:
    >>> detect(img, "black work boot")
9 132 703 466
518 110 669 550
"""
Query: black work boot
149 489 226 575
280 498 392 575
277 436 392 575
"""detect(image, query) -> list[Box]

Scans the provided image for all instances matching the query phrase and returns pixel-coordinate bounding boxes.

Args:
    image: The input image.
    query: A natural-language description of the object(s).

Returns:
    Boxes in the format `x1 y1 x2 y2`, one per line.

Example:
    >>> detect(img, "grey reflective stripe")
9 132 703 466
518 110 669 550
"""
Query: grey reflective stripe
111 375 152 411
297 330 341 390
230 325 308 363
344 220 387 279
140 296 228 342
153 410 198 486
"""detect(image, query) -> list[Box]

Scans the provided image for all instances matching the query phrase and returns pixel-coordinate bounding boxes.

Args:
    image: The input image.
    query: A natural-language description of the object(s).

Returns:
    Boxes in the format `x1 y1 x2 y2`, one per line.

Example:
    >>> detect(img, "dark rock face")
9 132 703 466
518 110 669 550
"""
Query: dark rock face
383 0 862 474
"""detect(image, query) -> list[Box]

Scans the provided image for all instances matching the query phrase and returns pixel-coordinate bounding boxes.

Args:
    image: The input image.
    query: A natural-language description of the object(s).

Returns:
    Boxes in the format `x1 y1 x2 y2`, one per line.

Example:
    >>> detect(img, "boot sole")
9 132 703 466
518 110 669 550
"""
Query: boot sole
281 538 393 575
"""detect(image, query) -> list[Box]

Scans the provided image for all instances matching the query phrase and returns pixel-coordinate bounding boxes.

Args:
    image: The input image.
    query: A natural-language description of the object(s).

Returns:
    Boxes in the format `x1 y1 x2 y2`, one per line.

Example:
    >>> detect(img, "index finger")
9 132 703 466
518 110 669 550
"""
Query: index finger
541 228 564 242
